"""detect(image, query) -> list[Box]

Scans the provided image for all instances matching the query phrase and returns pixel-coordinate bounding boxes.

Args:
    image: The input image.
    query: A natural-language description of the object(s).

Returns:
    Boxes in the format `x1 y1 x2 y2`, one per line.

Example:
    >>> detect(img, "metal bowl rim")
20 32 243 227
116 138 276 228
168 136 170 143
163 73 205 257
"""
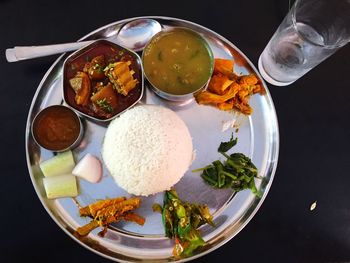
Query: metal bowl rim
30 104 84 152
62 39 145 122
141 26 214 100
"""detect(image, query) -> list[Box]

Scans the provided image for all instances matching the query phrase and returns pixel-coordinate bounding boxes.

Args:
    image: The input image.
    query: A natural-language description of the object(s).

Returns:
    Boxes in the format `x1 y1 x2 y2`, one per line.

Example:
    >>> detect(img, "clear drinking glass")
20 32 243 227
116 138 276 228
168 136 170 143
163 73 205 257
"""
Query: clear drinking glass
258 0 350 86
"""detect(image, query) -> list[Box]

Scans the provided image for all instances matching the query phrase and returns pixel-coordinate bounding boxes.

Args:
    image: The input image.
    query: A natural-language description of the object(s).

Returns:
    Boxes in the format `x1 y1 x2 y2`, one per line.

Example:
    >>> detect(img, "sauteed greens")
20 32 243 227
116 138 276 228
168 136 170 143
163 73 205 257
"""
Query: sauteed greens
193 134 262 197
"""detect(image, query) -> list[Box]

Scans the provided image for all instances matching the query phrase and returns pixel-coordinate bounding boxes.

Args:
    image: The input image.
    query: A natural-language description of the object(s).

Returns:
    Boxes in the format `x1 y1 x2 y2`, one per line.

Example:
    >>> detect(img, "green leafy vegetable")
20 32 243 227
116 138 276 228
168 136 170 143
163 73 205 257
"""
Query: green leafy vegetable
193 134 261 197
217 133 237 152
154 189 214 258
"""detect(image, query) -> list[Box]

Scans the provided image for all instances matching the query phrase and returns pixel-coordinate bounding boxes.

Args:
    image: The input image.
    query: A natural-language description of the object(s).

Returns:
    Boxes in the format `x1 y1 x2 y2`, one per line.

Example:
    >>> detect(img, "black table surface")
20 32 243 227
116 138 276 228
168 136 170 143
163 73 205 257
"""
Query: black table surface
1 0 350 262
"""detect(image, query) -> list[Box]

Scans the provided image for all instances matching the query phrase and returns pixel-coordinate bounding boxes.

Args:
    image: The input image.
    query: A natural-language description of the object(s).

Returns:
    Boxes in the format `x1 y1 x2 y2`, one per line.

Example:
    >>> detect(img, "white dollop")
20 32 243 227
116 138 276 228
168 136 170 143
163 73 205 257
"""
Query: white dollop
102 104 193 196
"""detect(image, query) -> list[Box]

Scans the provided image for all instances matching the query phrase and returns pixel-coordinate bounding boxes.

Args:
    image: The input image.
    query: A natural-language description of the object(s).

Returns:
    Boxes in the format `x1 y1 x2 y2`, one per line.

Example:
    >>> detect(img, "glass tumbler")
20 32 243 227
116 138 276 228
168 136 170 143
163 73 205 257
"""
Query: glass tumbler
258 0 350 86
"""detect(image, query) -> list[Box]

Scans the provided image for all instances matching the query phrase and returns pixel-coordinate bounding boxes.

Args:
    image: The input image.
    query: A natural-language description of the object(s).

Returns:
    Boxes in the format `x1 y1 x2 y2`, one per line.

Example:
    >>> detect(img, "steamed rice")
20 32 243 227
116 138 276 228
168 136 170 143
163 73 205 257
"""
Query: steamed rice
102 104 193 196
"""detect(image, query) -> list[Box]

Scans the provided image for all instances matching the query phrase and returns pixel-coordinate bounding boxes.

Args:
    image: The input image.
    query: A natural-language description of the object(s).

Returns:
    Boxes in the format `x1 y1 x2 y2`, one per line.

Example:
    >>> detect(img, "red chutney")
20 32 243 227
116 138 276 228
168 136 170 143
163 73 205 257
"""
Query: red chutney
32 105 81 151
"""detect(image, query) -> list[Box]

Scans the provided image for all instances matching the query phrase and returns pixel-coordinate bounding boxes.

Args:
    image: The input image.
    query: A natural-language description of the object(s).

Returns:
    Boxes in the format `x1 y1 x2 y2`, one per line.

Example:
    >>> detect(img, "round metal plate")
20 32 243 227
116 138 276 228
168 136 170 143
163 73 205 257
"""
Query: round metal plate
25 16 279 262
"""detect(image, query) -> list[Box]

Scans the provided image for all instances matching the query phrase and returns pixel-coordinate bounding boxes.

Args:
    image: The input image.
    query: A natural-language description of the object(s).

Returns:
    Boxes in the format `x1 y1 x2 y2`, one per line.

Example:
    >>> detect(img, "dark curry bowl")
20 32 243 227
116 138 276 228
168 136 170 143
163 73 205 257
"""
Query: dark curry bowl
142 27 214 102
63 39 144 122
31 105 84 152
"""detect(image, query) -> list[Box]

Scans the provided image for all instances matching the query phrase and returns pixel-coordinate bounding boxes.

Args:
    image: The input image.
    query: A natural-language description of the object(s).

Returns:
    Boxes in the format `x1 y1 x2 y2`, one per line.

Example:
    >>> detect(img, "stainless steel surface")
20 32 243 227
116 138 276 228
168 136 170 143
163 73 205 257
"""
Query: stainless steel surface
142 27 214 102
25 17 279 262
6 18 161 62
117 18 163 52
62 39 144 122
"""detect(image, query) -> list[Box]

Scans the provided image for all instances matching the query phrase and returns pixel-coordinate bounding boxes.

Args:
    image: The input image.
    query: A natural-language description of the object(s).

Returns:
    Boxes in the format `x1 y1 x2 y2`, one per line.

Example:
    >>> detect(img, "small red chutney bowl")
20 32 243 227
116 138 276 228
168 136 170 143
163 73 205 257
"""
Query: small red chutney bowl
31 105 83 152
62 39 144 122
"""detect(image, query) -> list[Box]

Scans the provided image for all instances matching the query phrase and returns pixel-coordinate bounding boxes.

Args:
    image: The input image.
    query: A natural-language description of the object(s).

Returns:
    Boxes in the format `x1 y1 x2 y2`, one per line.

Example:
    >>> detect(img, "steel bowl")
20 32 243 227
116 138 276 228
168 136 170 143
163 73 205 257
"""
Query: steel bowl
62 39 144 122
31 105 84 152
142 27 214 102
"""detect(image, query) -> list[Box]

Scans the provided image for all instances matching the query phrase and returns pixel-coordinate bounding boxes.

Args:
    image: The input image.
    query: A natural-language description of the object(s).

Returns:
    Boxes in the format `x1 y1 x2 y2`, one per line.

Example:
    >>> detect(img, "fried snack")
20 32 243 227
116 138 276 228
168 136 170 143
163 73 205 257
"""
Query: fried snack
69 71 91 106
195 58 265 115
106 61 139 96
196 82 241 104
213 58 239 80
76 197 144 237
207 73 233 95
121 212 146 225
79 197 126 217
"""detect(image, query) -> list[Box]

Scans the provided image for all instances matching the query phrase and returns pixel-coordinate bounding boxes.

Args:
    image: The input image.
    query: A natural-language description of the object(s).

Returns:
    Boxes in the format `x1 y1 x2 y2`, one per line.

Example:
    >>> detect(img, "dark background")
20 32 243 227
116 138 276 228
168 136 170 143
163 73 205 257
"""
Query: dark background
1 0 350 262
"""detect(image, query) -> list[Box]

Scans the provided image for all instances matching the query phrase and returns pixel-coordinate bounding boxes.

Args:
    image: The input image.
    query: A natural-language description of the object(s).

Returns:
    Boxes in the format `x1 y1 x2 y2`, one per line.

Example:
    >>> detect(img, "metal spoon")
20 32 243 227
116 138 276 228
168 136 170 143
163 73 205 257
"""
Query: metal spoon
5 18 162 63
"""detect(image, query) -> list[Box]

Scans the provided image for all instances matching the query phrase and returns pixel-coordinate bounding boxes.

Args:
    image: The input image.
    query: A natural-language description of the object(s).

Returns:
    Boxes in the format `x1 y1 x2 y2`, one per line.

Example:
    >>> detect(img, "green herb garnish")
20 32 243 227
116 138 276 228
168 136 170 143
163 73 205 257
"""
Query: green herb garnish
154 189 214 258
103 62 116 72
193 134 261 197
96 98 113 113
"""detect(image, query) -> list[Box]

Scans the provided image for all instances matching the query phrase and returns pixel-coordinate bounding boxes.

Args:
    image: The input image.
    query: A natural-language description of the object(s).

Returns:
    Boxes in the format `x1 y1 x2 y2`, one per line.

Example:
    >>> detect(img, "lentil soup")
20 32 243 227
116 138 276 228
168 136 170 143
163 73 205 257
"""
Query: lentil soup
143 28 213 95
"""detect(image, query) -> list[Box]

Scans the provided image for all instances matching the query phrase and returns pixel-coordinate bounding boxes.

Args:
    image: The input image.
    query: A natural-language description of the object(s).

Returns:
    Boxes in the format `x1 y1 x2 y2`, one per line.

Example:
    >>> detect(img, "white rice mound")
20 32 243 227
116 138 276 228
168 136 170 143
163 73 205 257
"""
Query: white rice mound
102 104 193 196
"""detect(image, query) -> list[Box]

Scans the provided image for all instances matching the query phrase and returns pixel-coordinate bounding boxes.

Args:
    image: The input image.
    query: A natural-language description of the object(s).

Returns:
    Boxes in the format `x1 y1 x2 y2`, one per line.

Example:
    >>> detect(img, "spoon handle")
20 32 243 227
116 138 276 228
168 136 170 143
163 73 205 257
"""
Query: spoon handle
5 41 94 62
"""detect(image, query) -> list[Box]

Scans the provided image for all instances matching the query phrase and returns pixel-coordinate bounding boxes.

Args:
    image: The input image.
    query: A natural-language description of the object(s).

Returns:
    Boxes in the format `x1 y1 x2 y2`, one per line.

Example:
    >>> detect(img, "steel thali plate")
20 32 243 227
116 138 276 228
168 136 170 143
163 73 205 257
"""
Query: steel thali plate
25 16 279 262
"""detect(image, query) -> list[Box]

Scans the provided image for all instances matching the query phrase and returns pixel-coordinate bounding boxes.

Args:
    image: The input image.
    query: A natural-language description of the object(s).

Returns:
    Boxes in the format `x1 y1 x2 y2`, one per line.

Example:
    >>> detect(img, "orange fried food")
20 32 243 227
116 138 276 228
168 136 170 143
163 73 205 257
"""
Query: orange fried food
196 82 240 104
121 212 146 225
69 71 91 106
214 58 234 75
76 197 144 237
195 58 265 115
208 73 233 95
83 55 106 80
90 82 118 117
238 74 258 85
106 61 139 96
217 100 234 111
213 58 239 80
239 75 266 95
79 197 126 217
